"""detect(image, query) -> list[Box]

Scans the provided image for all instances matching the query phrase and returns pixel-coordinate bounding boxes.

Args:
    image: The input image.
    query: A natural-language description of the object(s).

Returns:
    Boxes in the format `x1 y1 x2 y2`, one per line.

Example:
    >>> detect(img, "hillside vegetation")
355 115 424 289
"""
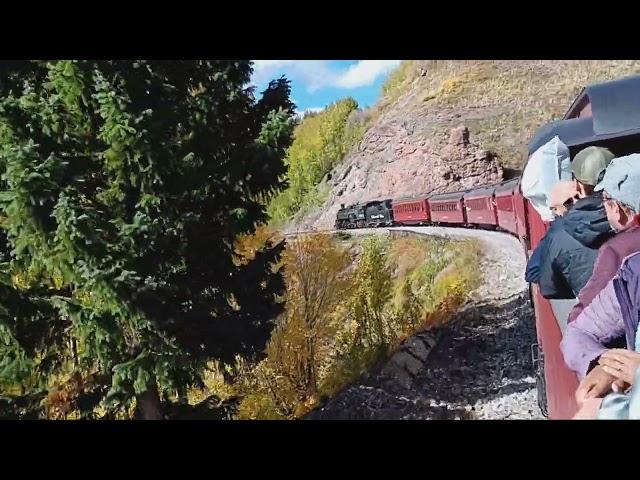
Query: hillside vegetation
267 98 367 223
188 232 482 420
373 60 640 169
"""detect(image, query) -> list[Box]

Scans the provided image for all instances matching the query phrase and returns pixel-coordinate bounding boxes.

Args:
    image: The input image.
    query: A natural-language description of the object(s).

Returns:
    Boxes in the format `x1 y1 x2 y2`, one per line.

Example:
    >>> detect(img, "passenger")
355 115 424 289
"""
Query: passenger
525 181 580 283
568 155 640 323
549 181 581 219
538 146 615 299
570 252 640 419
561 155 640 407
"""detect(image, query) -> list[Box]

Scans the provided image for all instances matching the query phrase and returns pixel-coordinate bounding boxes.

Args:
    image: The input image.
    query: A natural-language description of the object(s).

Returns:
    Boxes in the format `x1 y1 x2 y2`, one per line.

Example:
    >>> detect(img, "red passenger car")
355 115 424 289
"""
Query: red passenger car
494 179 519 235
392 196 430 225
428 191 466 224
463 186 497 227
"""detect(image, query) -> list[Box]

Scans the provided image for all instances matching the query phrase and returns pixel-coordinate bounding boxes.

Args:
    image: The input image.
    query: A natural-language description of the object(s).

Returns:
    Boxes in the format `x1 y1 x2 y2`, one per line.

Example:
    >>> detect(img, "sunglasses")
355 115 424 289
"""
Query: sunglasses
563 195 580 208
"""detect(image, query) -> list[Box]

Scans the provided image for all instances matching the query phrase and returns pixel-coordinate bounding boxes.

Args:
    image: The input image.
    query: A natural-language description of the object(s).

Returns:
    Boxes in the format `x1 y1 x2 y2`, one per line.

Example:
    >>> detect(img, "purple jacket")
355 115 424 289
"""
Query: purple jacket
561 252 640 378
568 223 640 323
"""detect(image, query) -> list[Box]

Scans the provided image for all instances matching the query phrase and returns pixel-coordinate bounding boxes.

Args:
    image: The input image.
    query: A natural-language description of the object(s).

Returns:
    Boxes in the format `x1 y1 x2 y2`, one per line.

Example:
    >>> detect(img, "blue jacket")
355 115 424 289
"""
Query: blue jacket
525 237 546 283
538 193 614 299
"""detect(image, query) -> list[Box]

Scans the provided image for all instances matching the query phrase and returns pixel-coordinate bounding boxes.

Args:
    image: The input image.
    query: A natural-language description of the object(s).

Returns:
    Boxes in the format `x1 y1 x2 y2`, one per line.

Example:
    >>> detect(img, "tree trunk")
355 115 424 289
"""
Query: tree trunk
136 381 164 420
305 336 317 397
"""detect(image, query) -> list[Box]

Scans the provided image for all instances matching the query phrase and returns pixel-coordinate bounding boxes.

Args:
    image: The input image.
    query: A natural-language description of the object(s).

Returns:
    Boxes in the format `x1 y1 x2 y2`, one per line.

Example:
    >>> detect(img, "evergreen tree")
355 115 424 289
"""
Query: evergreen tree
0 60 294 418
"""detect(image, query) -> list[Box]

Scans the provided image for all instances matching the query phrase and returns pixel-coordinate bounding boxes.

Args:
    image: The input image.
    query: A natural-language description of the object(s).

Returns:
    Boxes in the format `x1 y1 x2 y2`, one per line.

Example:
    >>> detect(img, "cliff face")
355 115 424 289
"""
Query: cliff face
303 124 503 230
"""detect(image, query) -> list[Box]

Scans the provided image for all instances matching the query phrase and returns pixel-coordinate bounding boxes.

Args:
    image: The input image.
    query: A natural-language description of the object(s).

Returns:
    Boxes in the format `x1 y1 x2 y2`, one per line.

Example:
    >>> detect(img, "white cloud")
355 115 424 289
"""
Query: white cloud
302 106 325 115
294 106 325 119
251 60 403 93
253 60 297 70
333 60 402 89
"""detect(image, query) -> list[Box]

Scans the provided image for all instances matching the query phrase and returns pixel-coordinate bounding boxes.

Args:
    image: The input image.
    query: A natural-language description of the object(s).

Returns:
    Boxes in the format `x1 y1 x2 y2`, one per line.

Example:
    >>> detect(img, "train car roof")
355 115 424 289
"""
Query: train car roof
586 74 640 135
429 191 465 201
393 195 430 204
364 198 392 206
463 185 496 198
530 75 640 155
495 177 519 193
527 116 640 156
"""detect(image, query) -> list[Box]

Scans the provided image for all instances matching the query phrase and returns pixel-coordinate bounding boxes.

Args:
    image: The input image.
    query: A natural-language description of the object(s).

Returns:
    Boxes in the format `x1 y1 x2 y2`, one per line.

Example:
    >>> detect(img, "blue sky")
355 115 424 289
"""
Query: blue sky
251 60 402 115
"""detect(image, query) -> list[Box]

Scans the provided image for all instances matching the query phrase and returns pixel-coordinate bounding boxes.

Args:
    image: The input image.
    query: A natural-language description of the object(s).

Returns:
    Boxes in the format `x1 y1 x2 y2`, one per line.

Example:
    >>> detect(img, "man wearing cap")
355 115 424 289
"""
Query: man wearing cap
561 154 640 407
538 146 616 299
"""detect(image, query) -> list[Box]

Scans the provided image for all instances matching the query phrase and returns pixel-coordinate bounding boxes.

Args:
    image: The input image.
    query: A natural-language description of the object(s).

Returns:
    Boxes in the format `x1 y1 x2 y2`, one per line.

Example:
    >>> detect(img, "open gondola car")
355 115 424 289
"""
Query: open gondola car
521 74 640 419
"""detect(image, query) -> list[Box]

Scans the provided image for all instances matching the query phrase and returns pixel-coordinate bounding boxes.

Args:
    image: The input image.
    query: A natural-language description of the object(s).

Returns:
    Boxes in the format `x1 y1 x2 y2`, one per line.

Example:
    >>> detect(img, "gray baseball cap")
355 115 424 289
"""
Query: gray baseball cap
571 146 615 186
595 153 640 213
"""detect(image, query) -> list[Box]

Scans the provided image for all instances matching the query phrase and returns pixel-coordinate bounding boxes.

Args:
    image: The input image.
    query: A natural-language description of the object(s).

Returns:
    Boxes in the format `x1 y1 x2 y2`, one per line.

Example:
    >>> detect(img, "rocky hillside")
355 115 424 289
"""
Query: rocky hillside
295 60 640 231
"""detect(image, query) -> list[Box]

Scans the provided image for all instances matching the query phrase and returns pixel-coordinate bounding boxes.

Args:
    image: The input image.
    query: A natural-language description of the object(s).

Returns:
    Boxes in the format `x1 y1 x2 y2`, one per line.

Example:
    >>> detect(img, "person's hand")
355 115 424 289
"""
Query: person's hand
572 397 603 420
612 378 630 393
599 349 640 385
575 365 616 405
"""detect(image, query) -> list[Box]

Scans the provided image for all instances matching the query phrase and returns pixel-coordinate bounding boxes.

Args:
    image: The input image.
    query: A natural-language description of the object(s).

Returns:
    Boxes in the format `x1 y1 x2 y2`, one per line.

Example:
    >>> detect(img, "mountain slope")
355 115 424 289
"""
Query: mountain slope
294 60 640 231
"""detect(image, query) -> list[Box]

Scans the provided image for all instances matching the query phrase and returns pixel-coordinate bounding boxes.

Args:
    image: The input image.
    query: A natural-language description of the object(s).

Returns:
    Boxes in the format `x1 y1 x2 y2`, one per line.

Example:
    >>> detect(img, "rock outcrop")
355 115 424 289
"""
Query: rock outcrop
301 123 503 230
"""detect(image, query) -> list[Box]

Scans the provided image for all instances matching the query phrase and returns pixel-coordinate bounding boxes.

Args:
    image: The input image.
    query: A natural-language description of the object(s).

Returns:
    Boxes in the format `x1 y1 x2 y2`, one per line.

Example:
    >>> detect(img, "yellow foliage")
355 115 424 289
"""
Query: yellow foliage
380 61 418 107
228 234 483 420
424 63 497 103
11 272 30 290
43 371 90 420
52 270 64 290
11 263 40 290
267 98 363 221
236 392 285 420
187 360 236 406
233 224 282 266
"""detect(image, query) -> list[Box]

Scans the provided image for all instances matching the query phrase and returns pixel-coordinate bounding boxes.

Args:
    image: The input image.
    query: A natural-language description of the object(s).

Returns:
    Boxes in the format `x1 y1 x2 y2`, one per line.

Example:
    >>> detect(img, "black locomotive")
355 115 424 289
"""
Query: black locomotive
335 199 394 229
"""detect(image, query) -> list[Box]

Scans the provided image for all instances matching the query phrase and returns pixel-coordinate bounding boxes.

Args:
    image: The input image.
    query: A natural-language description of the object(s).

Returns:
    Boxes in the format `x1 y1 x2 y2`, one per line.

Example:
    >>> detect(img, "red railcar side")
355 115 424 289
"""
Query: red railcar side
464 186 498 227
428 191 466 224
494 179 519 235
392 197 430 225
518 196 579 419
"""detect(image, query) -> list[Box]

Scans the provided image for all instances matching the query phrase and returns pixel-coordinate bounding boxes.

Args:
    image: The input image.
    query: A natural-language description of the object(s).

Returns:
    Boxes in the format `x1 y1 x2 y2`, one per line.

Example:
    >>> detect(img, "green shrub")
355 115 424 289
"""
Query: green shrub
268 98 365 222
